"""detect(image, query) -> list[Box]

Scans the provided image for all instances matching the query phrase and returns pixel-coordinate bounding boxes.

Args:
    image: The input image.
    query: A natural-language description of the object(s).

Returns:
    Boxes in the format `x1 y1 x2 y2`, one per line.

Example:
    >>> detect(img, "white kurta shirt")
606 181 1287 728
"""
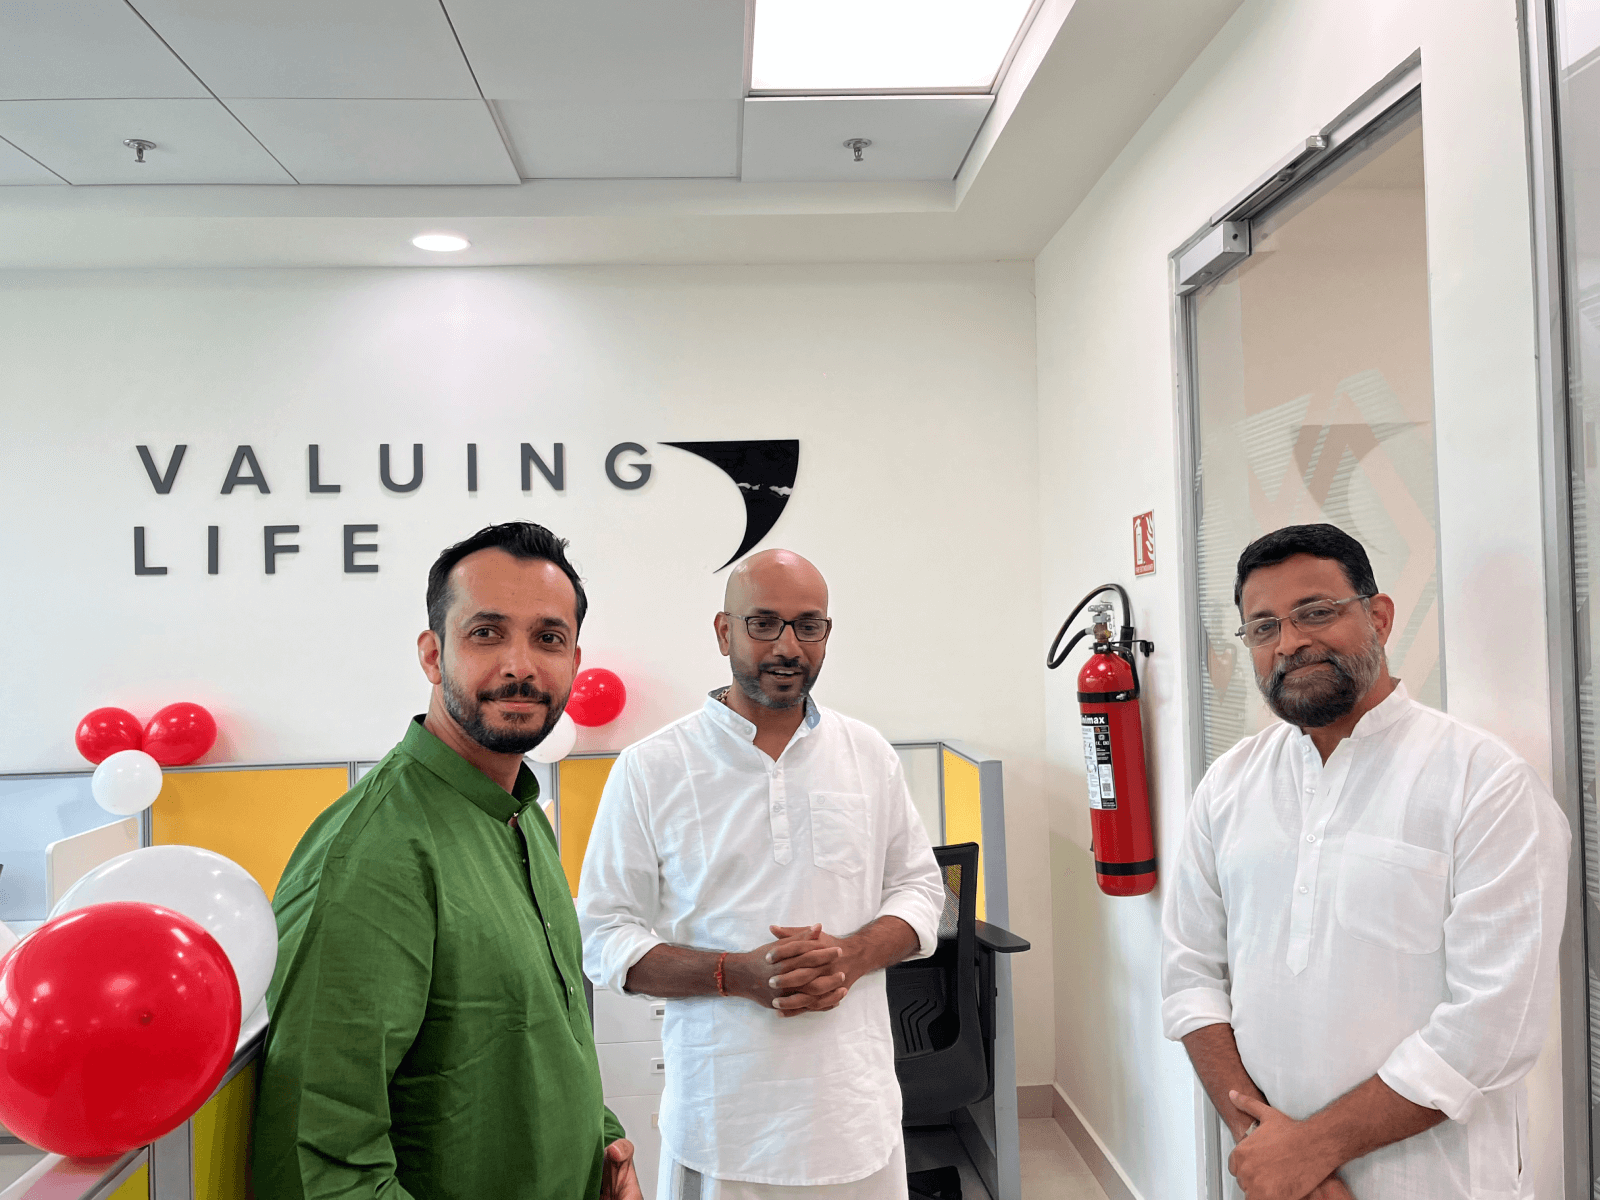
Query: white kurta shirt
577 693 945 1187
1161 684 1570 1198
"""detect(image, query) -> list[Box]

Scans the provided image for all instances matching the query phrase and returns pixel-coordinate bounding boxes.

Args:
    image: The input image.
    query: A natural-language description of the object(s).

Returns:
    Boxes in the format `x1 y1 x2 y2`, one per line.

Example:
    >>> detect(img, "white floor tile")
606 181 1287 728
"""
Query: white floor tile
1019 1118 1108 1200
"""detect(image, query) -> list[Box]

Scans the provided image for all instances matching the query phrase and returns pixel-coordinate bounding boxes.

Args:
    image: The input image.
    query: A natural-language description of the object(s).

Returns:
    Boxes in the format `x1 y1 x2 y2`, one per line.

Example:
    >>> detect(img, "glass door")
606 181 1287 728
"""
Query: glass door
1183 97 1444 770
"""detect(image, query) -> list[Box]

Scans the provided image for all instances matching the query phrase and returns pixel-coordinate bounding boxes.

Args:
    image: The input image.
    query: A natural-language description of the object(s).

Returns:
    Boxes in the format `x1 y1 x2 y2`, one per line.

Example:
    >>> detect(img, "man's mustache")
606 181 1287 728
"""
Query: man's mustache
760 657 808 673
478 680 557 705
1268 649 1345 690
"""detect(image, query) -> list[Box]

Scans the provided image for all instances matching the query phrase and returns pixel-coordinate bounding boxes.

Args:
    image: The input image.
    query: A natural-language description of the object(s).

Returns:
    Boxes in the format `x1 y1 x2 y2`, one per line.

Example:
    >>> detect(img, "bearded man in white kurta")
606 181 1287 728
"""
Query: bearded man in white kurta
578 550 944 1200
1162 523 1569 1200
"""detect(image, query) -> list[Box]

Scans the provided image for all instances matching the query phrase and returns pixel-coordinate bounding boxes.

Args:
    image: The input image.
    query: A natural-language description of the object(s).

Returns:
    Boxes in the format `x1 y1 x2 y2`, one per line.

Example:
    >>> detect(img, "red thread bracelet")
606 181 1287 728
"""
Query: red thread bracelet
715 951 730 997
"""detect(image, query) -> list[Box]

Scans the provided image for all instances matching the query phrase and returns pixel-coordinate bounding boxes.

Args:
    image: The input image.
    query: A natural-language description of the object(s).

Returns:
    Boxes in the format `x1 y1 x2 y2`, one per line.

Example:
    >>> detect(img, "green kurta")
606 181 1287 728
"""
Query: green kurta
253 717 623 1200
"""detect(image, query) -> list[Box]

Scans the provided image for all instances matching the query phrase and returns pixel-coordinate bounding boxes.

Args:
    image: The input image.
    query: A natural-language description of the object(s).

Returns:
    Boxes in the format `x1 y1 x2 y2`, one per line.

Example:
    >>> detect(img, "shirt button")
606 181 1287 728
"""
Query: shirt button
1299 886 1308 894
1306 834 1315 843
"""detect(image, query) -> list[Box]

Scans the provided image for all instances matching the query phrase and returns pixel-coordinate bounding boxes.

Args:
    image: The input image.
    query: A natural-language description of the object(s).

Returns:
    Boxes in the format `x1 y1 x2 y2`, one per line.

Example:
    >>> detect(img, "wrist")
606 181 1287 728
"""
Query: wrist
723 950 766 1003
1295 1110 1349 1178
1224 1113 1256 1143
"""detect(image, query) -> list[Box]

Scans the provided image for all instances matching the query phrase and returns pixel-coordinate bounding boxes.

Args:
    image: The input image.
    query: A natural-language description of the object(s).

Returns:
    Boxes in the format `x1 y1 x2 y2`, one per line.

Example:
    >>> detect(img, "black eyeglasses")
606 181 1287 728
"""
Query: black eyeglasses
724 613 833 642
1235 596 1373 648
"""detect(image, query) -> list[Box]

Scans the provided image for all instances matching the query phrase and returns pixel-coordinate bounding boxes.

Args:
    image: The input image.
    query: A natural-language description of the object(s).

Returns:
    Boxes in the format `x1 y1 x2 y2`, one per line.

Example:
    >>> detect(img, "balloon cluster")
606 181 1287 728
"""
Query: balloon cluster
74 703 217 816
0 845 274 1158
527 668 628 764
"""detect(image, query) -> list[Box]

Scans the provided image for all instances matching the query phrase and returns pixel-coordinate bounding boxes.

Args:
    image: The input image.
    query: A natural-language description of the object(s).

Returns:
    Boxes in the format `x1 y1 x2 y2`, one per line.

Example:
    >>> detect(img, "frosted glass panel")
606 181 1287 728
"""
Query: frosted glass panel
893 743 942 843
1551 0 1600 1179
0 773 122 923
1190 109 1442 766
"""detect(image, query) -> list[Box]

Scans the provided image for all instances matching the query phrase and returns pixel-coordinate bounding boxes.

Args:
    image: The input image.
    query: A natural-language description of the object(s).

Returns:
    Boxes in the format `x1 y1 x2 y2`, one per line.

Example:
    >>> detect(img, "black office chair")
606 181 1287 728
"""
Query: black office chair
889 843 1030 1200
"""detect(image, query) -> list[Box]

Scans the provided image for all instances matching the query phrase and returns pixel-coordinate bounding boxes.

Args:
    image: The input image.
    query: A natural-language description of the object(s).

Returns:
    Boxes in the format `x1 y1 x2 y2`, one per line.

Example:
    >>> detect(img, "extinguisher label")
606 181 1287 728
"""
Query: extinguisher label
1081 713 1117 809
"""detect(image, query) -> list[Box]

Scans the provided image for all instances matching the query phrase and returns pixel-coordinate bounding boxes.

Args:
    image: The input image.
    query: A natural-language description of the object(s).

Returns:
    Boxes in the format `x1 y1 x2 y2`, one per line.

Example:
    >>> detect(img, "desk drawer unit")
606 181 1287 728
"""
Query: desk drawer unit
592 987 666 1199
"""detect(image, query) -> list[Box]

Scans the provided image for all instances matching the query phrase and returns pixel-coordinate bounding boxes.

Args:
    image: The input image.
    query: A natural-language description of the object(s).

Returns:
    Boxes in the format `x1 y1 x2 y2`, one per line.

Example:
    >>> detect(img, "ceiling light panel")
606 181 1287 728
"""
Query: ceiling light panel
751 0 1035 93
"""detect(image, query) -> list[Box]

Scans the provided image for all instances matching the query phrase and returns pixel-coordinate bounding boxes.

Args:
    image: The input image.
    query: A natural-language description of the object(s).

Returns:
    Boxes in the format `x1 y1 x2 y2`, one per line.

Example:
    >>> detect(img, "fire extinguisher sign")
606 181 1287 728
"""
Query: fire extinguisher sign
1081 713 1117 809
1133 511 1155 576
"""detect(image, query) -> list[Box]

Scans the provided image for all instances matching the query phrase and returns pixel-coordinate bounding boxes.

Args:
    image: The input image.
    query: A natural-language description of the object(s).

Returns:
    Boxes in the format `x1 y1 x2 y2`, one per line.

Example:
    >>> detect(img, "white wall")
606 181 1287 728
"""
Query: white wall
0 262 1056 1084
1034 1 1561 1197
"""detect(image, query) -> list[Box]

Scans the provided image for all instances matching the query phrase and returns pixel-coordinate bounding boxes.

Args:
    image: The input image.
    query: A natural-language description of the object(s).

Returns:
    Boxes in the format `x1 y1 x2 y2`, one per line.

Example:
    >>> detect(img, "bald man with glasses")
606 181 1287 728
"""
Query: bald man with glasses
578 548 943 1200
1162 524 1569 1200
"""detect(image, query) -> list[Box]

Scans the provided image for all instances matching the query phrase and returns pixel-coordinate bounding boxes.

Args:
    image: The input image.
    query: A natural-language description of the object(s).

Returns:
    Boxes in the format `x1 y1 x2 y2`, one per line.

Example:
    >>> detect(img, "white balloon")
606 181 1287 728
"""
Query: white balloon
90 749 163 815
526 712 577 763
52 844 278 1017
0 920 17 958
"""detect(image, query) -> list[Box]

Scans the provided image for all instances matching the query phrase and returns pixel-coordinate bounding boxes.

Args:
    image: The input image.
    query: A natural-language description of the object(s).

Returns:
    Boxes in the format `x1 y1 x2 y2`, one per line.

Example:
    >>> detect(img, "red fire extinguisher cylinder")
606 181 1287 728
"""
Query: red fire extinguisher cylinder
1078 648 1157 896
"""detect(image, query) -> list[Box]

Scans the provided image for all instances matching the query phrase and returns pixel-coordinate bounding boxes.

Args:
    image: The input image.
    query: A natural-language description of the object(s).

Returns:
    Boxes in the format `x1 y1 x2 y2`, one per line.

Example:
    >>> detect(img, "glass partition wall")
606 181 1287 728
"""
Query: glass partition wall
1183 93 1444 769
1536 0 1600 1193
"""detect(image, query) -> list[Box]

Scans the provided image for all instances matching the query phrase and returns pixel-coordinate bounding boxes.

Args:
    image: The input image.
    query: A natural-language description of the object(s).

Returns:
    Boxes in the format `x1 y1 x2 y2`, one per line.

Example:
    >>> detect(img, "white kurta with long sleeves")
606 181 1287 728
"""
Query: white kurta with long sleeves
1162 684 1570 1198
577 693 945 1187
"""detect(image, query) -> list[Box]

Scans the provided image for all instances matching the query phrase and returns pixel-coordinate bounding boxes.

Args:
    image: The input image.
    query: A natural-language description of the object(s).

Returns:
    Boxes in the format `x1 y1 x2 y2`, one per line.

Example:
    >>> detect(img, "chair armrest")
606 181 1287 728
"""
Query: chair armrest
974 920 1030 953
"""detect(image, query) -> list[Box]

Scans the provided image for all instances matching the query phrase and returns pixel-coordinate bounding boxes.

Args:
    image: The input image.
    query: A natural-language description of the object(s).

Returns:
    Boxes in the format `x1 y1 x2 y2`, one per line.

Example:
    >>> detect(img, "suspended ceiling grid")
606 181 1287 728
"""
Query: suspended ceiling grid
0 0 1001 186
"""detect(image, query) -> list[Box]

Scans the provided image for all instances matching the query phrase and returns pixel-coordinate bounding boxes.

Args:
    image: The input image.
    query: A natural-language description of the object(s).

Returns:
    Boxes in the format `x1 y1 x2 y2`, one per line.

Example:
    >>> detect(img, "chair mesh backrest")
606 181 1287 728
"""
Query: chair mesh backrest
937 864 962 940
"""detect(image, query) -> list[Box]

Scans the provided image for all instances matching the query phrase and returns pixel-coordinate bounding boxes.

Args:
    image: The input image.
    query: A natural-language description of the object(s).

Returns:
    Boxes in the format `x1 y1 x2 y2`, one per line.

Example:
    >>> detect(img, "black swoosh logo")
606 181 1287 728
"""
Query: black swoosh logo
662 440 800 571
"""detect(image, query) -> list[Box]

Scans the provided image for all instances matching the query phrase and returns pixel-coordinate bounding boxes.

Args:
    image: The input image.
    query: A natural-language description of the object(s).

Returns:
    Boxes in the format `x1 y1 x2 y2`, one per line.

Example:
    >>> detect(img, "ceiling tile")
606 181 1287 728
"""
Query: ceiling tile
126 0 480 98
740 96 993 182
0 0 207 100
445 0 746 102
0 99 294 184
225 99 518 185
0 138 65 185
495 100 738 179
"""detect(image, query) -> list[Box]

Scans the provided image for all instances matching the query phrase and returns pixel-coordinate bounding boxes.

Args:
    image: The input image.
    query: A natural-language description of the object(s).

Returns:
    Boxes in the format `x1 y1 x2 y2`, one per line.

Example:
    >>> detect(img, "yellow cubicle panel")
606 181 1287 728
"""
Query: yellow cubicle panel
940 749 986 921
193 1061 257 1200
152 767 350 900
107 1164 149 1200
557 756 617 897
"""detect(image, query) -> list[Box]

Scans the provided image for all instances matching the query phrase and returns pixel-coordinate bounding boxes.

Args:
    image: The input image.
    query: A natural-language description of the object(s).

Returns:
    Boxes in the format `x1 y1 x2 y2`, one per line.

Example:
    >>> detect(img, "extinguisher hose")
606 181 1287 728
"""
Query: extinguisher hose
1045 583 1133 670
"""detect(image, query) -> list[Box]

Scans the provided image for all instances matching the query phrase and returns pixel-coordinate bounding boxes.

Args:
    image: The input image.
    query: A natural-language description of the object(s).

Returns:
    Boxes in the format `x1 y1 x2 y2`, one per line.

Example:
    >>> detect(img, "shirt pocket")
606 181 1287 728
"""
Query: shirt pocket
809 791 869 878
1334 832 1450 954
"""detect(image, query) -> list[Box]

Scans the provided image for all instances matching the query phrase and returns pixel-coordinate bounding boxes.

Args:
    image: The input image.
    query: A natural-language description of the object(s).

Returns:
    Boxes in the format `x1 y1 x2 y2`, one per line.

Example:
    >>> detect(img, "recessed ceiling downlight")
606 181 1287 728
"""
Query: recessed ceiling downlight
412 233 470 252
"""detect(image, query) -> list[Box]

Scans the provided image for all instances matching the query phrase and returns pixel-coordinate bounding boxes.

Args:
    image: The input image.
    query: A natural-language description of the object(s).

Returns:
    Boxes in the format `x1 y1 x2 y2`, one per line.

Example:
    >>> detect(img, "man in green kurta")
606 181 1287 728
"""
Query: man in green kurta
254 522 638 1200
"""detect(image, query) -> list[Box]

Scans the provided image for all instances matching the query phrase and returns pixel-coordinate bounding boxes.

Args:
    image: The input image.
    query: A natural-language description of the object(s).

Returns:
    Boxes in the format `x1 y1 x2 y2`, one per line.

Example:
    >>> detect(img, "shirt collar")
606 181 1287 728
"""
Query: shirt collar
701 688 822 744
1348 679 1411 738
401 715 540 824
1290 679 1413 758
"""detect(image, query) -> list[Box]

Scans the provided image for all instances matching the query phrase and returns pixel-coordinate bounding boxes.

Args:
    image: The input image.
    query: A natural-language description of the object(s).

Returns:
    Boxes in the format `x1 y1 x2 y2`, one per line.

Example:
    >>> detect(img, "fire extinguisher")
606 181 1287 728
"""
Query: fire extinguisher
1046 583 1157 897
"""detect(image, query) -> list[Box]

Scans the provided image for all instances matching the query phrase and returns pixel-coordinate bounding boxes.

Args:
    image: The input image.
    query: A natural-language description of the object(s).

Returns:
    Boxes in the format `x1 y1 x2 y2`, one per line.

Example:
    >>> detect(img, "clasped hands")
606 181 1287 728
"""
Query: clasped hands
1226 1092 1353 1200
722 923 862 1018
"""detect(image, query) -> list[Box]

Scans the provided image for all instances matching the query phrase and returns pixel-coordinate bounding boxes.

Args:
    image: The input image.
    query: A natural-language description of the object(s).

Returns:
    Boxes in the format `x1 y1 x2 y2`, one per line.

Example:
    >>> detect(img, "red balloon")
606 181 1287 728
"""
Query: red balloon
74 707 144 765
142 702 217 766
565 668 628 727
0 902 240 1157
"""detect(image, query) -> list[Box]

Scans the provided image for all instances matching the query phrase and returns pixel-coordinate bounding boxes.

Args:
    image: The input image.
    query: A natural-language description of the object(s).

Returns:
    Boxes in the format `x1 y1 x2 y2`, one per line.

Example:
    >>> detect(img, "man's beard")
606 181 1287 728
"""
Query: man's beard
731 652 820 711
1256 634 1386 728
443 671 564 755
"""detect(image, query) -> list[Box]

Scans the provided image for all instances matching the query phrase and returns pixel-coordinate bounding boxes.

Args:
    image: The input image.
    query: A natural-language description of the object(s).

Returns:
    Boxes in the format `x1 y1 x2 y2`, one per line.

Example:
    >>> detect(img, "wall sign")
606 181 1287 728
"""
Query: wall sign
1133 511 1155 577
129 439 800 577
